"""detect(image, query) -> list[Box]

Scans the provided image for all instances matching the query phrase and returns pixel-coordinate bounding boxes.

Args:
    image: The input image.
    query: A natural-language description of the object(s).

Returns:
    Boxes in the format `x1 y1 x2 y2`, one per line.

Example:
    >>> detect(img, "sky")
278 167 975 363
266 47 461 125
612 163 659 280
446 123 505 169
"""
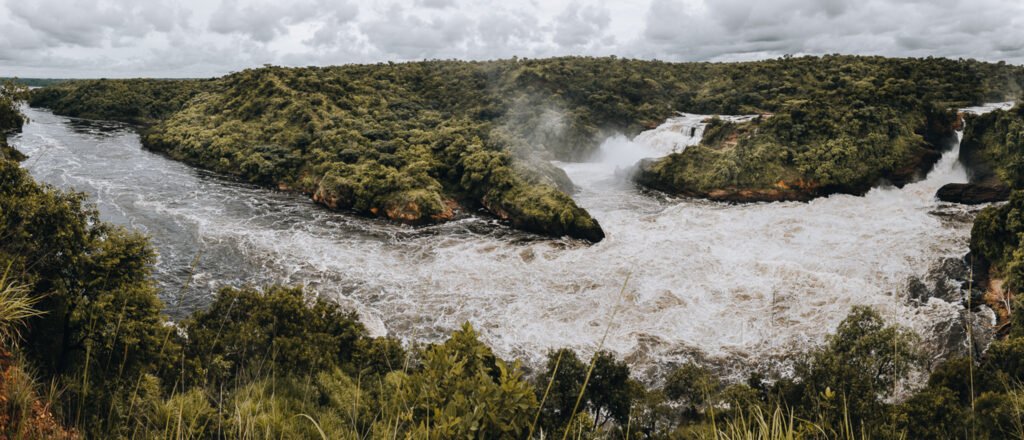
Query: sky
1 0 1023 78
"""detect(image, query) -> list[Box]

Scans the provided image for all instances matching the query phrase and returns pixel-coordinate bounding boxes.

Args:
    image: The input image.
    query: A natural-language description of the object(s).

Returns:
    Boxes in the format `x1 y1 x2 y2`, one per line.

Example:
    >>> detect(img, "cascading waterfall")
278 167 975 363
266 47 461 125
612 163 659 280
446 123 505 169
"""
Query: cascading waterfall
8 105 1007 377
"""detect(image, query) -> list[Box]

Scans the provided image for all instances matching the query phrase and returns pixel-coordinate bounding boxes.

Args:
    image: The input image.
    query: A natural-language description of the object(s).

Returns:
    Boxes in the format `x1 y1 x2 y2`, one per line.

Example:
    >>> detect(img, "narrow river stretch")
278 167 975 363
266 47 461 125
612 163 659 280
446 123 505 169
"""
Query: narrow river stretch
10 105 1007 378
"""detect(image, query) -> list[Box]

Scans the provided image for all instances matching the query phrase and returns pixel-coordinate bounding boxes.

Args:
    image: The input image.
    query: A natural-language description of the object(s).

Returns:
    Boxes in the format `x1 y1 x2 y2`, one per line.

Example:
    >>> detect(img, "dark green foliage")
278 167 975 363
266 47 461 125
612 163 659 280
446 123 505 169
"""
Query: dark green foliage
984 337 1024 384
535 349 639 434
664 361 721 409
586 351 637 428
0 150 180 435
0 81 27 161
0 81 28 134
0 77 70 88
537 348 589 433
973 391 1024 439
961 104 1024 188
927 356 981 405
972 191 1024 291
896 386 966 440
961 105 1024 308
790 306 924 436
184 285 367 385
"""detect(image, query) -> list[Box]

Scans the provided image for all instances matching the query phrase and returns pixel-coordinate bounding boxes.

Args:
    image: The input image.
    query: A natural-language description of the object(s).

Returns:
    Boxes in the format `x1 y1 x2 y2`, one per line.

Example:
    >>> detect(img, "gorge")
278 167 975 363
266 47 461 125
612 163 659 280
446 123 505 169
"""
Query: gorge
10 103 1000 378
8 54 1024 438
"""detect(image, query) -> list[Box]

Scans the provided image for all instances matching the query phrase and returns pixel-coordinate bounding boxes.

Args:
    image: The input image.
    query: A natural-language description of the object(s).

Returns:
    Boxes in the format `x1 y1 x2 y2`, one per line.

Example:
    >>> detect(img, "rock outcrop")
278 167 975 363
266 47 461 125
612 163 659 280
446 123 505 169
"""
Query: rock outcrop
936 182 1010 204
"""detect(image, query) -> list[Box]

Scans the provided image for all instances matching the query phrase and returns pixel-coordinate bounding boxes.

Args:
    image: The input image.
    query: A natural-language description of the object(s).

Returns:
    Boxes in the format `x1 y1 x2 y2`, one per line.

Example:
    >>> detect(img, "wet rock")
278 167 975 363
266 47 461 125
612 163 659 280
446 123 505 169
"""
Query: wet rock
907 277 930 303
908 257 970 304
928 308 996 361
936 182 1010 204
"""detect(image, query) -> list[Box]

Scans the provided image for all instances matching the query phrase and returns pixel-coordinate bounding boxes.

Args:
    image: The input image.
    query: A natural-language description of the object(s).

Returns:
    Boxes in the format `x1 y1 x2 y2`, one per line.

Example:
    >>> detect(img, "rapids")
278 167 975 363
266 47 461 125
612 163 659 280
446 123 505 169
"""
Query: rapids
9 106 1000 377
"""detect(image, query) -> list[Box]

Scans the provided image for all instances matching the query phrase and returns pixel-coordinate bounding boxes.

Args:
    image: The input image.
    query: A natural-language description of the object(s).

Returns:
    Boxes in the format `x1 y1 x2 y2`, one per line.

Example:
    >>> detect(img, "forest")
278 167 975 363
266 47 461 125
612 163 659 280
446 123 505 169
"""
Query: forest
6 56 1024 438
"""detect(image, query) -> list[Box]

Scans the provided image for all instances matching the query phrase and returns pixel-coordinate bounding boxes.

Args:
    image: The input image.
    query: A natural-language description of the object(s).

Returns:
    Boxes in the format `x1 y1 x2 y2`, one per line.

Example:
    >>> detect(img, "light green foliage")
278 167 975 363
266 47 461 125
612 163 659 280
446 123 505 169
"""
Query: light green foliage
0 270 41 349
382 323 538 439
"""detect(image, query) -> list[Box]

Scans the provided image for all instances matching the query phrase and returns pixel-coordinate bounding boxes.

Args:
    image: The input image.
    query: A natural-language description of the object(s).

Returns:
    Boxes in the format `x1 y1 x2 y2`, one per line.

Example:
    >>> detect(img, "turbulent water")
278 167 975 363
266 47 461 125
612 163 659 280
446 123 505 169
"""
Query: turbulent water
10 107 998 377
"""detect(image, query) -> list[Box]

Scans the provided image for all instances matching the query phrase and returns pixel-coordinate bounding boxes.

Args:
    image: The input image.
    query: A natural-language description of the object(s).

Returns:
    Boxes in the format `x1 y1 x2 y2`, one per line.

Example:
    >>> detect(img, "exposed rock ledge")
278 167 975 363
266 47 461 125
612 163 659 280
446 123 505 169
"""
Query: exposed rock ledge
936 182 1010 204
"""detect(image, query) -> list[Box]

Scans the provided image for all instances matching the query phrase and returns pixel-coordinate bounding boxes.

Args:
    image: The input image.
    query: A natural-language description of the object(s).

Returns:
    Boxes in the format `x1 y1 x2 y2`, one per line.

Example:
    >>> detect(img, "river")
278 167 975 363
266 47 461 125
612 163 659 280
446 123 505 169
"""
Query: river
10 106 999 377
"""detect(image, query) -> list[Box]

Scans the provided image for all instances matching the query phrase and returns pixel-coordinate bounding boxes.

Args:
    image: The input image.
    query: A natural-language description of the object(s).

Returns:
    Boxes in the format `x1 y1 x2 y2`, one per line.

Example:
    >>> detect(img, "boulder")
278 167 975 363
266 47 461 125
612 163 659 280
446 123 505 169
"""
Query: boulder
936 183 1010 204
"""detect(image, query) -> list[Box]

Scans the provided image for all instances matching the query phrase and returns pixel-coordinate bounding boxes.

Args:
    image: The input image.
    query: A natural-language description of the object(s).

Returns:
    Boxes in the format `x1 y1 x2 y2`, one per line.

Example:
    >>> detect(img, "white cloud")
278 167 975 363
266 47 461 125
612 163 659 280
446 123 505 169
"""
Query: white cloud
0 0 1021 78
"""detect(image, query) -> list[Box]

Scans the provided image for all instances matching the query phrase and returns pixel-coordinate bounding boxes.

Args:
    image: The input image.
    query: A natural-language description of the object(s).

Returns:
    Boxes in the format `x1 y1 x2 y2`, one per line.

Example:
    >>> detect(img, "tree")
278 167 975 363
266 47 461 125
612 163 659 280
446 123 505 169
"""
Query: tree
792 306 923 435
385 323 538 439
664 361 721 419
184 285 367 385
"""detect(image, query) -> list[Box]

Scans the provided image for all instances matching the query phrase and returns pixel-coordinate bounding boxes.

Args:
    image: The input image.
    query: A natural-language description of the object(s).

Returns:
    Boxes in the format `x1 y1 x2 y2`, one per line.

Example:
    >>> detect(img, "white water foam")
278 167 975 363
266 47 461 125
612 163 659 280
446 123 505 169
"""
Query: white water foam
961 101 1015 115
9 106 1001 377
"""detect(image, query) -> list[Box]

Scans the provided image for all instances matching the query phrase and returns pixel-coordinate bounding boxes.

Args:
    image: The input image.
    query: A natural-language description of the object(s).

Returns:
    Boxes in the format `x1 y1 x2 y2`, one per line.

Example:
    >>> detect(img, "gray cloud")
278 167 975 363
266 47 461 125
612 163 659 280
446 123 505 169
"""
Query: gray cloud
636 0 1024 62
360 4 472 58
0 0 1021 78
209 0 357 43
416 0 456 9
6 0 189 48
553 2 612 47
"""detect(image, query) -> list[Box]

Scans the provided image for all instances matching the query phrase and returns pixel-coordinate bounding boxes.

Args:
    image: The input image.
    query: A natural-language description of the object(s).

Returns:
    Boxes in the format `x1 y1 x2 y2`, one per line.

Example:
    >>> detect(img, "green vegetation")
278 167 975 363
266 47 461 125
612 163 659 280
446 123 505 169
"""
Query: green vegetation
15 58 1024 438
31 56 1024 239
634 57 1020 200
961 105 1024 189
0 78 71 88
29 78 212 125
0 80 29 161
961 105 1024 321
972 190 1024 292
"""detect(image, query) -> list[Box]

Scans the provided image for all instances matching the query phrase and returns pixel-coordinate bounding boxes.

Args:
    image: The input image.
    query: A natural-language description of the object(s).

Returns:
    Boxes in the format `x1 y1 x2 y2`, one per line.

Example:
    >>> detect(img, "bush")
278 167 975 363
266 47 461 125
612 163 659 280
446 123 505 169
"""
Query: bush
184 285 367 385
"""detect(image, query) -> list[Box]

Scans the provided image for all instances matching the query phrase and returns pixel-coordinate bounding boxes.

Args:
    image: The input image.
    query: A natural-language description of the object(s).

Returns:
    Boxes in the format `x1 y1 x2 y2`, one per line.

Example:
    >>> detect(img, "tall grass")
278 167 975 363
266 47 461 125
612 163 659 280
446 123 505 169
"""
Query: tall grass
0 266 42 348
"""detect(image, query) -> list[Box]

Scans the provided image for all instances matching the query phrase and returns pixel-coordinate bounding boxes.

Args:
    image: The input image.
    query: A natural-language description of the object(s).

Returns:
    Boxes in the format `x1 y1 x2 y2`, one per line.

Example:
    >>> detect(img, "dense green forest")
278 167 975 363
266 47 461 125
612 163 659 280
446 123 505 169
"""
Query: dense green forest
958 104 1024 329
31 56 1024 241
0 78 70 88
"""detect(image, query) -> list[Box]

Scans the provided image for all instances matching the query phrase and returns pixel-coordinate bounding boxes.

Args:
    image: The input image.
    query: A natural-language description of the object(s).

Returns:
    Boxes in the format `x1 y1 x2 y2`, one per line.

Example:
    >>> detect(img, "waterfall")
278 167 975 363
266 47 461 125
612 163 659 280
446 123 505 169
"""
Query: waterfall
8 104 1012 377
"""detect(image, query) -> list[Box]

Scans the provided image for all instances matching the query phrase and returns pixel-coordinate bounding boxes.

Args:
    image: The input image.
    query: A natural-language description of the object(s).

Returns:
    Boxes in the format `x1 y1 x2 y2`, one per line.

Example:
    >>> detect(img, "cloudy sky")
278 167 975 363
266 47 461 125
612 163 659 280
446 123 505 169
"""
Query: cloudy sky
1 0 1022 78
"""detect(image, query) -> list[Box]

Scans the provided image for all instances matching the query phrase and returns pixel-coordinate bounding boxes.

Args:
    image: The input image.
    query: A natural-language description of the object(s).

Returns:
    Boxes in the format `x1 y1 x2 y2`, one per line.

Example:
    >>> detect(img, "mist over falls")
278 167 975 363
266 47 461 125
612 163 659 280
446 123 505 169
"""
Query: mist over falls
12 106 998 378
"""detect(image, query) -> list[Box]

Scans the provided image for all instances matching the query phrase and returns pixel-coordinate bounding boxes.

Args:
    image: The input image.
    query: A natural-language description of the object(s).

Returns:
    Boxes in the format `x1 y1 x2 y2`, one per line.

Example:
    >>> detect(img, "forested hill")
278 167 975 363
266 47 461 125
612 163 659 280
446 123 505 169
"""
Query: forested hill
29 55 1024 239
